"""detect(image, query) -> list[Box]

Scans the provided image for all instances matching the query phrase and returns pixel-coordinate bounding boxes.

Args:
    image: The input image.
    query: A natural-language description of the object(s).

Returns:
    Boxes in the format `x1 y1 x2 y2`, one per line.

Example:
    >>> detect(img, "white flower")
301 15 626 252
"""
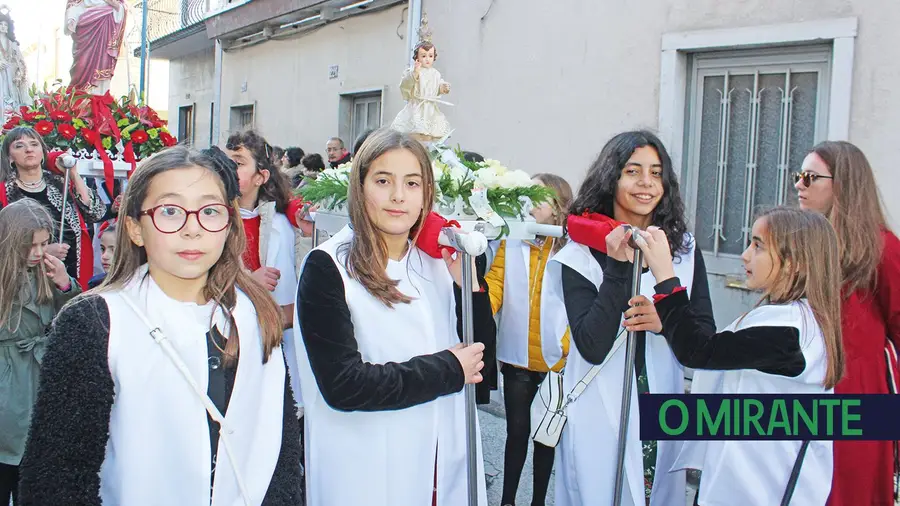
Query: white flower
320 162 351 184
500 169 534 188
432 161 447 181
449 163 471 185
474 167 503 189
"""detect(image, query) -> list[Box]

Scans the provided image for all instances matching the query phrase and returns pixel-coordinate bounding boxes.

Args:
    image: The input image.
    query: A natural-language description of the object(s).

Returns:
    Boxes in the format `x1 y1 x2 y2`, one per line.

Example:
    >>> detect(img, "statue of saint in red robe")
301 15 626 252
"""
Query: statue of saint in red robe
65 0 126 95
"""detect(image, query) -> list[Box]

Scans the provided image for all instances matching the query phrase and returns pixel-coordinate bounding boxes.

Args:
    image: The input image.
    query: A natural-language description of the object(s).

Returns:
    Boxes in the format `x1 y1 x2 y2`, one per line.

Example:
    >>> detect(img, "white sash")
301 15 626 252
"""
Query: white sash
99 267 285 506
295 226 487 506
542 238 695 506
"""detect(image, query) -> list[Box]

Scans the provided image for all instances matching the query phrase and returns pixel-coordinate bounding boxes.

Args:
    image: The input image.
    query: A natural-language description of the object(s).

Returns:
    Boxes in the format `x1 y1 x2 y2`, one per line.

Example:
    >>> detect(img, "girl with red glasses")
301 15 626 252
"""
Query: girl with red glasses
18 145 302 505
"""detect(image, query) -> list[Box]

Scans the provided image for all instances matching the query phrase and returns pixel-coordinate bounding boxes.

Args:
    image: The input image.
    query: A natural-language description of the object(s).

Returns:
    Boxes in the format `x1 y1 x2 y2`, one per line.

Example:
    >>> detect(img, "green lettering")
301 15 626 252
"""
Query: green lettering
660 399 689 436
820 399 840 436
793 399 817 435
734 395 741 435
743 399 765 435
841 399 863 436
698 399 729 436
767 399 792 436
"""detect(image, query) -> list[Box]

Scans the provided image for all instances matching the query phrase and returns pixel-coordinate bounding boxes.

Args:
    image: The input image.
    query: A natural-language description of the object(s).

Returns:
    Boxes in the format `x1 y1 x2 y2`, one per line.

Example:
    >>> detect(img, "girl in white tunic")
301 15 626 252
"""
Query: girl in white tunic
224 131 303 415
18 145 303 506
295 127 491 506
483 173 573 506
541 130 715 506
632 207 844 506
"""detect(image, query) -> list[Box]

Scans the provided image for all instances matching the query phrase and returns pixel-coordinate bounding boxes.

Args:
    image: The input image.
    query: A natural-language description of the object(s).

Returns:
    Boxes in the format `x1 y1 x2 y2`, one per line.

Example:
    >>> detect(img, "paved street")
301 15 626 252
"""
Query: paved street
479 396 697 506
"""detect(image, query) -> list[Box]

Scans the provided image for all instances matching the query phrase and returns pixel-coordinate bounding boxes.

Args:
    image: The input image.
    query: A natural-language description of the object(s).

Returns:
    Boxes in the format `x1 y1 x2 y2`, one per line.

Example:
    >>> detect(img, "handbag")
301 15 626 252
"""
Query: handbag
530 326 626 448
119 293 253 506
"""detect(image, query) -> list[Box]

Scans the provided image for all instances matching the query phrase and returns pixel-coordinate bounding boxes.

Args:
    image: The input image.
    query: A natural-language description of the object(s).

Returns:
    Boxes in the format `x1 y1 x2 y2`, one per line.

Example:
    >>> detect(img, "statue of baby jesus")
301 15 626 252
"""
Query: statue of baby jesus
390 39 452 144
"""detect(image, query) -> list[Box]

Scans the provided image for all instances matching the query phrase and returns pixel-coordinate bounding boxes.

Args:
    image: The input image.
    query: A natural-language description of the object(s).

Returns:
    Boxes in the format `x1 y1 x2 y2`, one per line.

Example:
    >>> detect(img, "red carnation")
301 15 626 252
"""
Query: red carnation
21 110 38 121
34 120 55 136
3 116 20 130
58 123 77 140
131 129 149 144
50 110 73 122
82 129 99 145
159 131 176 147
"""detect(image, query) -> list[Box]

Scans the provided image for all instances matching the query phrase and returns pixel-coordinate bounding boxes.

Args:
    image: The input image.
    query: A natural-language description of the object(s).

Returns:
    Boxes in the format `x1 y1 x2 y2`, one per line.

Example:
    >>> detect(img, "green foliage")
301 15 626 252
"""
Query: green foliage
296 176 349 210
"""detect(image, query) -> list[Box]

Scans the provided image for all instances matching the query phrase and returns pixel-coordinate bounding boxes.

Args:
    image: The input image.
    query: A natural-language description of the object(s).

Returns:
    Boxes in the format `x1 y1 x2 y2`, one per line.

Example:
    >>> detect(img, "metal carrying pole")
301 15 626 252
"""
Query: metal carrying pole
58 169 71 244
460 252 479 506
612 232 645 506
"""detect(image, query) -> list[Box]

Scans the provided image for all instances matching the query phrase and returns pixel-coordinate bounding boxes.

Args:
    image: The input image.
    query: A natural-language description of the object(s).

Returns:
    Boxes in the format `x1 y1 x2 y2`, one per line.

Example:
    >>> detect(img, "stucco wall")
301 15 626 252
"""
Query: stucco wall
166 1 900 323
420 0 900 223
168 46 216 148
217 5 408 152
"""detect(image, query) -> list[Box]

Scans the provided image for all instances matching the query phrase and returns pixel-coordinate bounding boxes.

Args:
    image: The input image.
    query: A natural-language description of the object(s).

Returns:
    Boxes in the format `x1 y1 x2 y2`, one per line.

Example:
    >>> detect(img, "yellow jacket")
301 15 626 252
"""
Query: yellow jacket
485 239 570 372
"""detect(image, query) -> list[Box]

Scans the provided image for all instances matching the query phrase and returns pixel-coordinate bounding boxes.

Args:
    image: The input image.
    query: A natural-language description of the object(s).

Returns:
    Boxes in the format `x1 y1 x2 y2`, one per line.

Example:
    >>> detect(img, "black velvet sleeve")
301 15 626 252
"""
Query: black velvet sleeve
455 252 496 404
18 295 114 506
655 290 806 376
296 250 466 412
261 363 304 506
560 250 632 365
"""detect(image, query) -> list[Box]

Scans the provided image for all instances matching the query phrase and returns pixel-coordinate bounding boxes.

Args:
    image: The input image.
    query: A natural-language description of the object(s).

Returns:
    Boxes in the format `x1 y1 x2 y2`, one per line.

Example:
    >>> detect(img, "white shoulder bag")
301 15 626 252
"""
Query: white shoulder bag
530 326 626 447
119 293 253 506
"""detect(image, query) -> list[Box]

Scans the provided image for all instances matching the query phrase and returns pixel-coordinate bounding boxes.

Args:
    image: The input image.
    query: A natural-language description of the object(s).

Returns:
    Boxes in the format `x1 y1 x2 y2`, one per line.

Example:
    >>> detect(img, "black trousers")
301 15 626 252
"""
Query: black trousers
0 463 18 506
500 363 555 506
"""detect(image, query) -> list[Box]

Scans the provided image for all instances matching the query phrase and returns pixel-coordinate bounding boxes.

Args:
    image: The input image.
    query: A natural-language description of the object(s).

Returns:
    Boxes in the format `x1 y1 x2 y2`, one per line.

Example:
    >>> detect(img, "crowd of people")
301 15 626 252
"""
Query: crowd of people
0 122 896 506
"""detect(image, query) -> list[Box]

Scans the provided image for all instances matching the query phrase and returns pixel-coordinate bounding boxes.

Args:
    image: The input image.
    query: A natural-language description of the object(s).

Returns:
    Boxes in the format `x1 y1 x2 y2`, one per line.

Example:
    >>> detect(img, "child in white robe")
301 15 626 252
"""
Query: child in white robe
631 207 844 506
295 127 490 506
18 145 303 506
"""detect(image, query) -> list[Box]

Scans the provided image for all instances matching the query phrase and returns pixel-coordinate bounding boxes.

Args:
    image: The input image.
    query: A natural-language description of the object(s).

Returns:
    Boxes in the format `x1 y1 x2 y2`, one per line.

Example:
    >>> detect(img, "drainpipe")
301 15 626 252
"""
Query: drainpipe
405 0 422 64
139 0 149 100
211 38 223 147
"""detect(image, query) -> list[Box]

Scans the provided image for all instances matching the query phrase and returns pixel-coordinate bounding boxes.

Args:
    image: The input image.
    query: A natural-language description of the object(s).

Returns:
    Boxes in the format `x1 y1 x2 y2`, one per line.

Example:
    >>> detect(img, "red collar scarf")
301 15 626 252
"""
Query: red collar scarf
565 212 624 253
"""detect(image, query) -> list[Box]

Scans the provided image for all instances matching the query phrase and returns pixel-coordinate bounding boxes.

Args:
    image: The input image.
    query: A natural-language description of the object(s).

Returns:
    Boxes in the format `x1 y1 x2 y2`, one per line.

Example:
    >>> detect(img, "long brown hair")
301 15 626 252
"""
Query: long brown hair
757 207 844 388
810 141 887 294
225 130 293 213
0 198 55 331
342 127 434 307
533 172 572 253
99 146 284 364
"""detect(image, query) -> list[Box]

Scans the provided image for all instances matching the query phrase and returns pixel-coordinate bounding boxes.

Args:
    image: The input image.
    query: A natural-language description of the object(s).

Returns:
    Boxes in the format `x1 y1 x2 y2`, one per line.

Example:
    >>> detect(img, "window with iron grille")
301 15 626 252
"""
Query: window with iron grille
683 46 831 273
230 104 255 132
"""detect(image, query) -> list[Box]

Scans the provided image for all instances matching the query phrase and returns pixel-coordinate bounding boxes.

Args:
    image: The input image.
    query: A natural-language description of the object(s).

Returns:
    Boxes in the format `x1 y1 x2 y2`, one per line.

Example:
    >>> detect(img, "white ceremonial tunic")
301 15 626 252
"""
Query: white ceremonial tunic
496 239 566 369
540 238 696 506
98 266 286 505
295 226 487 506
674 301 833 506
244 203 302 411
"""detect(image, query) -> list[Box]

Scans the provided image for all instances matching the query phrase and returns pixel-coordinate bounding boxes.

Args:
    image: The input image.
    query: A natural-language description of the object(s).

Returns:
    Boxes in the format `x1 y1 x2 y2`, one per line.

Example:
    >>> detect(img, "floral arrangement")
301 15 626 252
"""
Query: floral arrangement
433 153 553 219
295 162 352 210
297 147 554 222
1 82 177 161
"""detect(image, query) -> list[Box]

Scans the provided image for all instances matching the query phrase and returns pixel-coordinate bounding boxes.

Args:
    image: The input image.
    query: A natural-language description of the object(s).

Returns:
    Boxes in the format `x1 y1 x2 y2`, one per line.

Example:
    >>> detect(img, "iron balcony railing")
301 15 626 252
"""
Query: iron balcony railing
142 0 211 41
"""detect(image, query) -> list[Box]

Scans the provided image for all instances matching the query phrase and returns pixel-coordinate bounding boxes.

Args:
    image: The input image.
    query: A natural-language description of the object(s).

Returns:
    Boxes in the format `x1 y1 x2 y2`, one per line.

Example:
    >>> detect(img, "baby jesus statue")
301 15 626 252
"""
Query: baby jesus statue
390 14 452 143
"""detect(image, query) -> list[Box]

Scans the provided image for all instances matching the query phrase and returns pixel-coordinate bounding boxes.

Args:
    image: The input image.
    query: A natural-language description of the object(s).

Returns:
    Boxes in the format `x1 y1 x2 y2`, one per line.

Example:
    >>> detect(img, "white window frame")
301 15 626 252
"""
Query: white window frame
684 48 831 275
658 17 857 184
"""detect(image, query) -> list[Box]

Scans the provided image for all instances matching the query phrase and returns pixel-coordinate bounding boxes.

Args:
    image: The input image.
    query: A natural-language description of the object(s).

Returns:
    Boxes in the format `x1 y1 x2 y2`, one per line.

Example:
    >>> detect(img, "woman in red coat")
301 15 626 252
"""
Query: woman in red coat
796 140 899 506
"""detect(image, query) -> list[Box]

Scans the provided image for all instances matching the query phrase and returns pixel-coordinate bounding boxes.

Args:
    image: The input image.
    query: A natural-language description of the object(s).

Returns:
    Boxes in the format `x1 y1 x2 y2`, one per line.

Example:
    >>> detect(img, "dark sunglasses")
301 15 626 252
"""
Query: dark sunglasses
792 171 834 187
